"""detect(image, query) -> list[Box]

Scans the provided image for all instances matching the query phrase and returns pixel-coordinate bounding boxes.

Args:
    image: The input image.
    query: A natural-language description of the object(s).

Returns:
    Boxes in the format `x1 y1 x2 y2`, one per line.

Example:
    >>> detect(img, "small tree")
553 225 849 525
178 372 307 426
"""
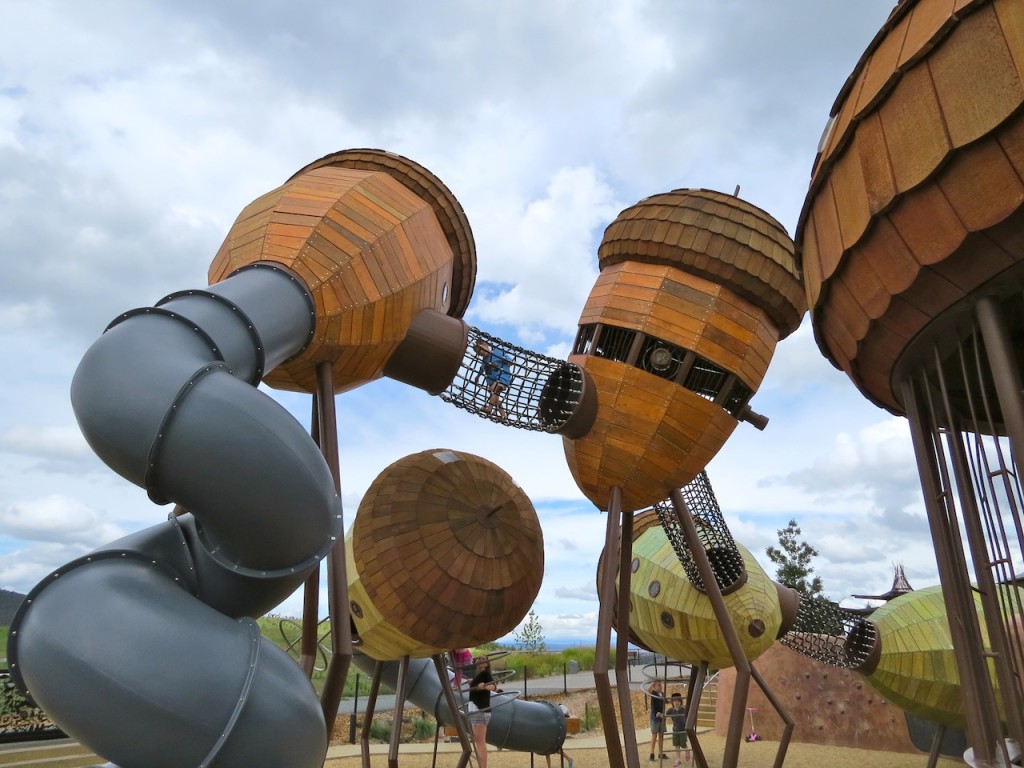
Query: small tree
766 519 824 600
514 609 546 654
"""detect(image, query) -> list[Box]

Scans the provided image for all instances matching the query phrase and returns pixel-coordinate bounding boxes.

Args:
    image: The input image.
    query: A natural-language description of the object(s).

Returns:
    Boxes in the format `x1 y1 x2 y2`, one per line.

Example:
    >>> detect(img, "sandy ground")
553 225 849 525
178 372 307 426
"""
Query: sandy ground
323 732 963 768
324 687 963 768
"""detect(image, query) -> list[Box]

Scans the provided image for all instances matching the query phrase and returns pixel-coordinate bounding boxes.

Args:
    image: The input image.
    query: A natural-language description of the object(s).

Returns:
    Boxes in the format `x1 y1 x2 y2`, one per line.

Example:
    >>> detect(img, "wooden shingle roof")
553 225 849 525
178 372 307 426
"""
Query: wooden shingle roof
290 148 477 318
796 0 1024 413
599 189 805 340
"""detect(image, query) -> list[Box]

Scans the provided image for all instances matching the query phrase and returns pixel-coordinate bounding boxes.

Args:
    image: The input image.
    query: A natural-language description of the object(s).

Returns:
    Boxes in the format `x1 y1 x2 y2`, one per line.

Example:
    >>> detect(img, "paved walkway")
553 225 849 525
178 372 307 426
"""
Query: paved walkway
338 668 645 713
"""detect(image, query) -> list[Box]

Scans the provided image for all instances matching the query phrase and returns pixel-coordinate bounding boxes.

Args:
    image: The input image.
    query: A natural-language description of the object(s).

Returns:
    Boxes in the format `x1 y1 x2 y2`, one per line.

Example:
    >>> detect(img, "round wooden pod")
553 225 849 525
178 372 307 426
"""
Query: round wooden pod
598 188 805 340
346 449 543 659
208 149 476 394
796 0 1024 415
565 189 803 511
596 510 783 670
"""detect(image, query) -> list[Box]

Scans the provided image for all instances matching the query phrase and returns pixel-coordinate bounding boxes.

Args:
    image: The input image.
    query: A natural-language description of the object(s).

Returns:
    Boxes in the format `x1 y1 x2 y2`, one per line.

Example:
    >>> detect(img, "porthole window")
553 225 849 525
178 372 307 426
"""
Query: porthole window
648 580 661 598
661 611 675 629
631 558 640 573
350 601 364 619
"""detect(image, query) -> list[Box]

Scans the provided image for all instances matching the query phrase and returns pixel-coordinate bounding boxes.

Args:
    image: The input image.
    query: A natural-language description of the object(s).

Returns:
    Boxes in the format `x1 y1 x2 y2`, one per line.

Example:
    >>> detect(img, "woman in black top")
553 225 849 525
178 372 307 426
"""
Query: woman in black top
468 656 496 768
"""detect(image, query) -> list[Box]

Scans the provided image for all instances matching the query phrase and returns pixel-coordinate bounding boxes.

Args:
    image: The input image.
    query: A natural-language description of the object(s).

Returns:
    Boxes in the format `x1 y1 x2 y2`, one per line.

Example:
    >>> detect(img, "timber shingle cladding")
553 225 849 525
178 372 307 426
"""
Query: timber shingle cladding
346 449 543 659
797 0 1024 414
208 149 475 394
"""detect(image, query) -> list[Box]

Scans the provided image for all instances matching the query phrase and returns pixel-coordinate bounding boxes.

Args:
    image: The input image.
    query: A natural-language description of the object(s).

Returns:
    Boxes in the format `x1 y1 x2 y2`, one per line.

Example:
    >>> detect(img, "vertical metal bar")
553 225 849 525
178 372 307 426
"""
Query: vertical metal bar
901 375 1001 765
387 656 410 768
361 660 384 768
749 664 793 768
926 725 947 768
298 568 319 677
432 654 472 768
684 662 710 768
315 361 354 732
350 674 360 744
595 486 626 768
944 420 1024 738
616 505 640 768
668 488 748 768
299 394 321 678
976 296 1024 486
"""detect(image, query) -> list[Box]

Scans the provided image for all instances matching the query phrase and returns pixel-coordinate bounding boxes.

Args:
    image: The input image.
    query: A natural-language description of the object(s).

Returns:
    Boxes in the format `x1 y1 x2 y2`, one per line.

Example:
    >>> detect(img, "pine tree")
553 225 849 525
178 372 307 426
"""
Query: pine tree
766 519 825 599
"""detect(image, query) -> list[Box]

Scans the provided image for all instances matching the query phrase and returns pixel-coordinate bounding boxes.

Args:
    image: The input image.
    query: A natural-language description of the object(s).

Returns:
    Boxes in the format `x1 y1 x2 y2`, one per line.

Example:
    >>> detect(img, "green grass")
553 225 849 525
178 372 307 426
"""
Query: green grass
0 625 8 663
497 647 602 680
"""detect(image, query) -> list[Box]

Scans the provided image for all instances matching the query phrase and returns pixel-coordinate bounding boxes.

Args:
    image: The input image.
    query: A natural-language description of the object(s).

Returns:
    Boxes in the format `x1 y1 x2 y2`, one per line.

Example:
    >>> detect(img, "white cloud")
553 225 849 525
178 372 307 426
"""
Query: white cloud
1 0 948 655
0 495 123 546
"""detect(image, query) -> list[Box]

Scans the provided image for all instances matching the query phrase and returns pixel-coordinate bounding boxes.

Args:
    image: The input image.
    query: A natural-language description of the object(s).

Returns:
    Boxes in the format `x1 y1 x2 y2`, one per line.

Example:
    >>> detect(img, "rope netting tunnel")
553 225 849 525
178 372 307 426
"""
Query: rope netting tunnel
778 597 877 669
439 327 587 432
652 471 877 669
652 471 747 595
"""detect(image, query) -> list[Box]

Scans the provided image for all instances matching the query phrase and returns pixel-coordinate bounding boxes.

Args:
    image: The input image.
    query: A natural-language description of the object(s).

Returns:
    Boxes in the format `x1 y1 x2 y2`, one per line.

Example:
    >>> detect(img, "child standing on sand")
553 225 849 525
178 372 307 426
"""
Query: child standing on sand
666 692 690 765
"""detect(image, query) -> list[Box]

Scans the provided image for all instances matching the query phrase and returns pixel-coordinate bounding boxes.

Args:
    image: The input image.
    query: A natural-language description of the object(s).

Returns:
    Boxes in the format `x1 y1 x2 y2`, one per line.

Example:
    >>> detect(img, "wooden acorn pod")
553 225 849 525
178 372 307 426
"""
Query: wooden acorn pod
564 189 805 511
208 148 476 394
345 449 544 659
796 0 1024 415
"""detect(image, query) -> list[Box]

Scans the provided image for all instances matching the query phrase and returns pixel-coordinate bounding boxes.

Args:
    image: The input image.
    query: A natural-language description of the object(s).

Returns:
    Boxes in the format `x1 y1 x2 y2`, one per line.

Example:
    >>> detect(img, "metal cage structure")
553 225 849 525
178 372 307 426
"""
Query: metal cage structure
897 290 1024 753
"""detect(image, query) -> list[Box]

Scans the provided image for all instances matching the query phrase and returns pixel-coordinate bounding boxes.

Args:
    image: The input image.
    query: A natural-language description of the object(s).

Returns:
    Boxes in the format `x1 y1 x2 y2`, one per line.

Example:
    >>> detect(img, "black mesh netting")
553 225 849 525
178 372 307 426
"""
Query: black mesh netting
439 327 586 432
650 471 747 594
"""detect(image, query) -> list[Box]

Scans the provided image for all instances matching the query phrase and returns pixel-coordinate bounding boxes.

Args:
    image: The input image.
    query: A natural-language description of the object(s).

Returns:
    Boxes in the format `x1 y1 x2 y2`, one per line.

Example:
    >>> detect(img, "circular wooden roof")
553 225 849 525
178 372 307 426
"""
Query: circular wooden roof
351 449 543 651
289 148 477 318
796 0 1024 413
598 188 805 340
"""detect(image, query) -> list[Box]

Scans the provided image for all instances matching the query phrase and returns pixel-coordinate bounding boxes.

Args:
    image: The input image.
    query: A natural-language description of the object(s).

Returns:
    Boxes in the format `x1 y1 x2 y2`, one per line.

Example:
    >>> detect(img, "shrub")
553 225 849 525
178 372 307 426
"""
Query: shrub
369 719 392 742
410 716 435 740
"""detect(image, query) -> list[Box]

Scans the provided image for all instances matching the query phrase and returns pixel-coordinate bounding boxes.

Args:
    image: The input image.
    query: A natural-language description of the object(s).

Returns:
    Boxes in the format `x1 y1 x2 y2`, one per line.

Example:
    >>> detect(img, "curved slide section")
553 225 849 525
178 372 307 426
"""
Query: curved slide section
352 654 567 756
10 265 342 768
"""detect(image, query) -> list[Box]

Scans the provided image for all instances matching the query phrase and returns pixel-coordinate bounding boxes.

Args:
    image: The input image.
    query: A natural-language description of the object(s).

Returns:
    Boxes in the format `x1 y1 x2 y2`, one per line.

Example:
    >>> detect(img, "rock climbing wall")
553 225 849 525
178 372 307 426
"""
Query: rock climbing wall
714 643 918 753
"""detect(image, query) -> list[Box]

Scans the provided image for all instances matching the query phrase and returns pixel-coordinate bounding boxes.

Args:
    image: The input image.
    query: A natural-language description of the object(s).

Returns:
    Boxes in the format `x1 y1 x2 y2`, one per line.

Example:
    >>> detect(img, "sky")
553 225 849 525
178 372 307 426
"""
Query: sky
0 0 932 647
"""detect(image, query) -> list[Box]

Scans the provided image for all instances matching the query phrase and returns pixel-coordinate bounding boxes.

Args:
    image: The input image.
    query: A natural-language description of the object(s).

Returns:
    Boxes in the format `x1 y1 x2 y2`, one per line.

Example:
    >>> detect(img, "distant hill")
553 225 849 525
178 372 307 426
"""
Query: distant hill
0 589 26 625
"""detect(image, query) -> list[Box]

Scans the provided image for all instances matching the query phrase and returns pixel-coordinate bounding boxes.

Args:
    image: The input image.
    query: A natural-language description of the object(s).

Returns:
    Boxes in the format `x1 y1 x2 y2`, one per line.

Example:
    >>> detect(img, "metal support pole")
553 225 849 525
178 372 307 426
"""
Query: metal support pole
683 662 710 768
902 376 1002 766
668 488 749 768
749 664 793 768
432 654 473 768
976 296 1024 487
387 656 410 768
361 660 384 768
300 395 322 678
595 486 626 768
616 504 640 768
315 361 354 732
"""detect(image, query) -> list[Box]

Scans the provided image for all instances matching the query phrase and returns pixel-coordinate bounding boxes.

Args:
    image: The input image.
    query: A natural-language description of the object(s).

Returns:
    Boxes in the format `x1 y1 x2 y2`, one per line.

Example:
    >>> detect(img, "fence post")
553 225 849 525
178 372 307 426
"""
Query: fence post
524 665 528 698
349 673 360 744
563 662 567 694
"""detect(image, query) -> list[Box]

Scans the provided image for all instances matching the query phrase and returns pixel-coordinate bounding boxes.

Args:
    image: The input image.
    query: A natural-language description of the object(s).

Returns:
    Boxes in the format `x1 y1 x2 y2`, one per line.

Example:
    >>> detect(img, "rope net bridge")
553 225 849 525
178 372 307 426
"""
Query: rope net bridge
439 327 587 432
652 471 876 669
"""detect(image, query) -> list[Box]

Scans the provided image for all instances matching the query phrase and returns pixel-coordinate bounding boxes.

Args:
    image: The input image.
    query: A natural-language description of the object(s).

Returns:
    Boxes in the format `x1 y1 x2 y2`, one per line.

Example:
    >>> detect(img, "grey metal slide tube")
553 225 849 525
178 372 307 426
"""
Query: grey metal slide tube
10 264 341 768
352 654 567 756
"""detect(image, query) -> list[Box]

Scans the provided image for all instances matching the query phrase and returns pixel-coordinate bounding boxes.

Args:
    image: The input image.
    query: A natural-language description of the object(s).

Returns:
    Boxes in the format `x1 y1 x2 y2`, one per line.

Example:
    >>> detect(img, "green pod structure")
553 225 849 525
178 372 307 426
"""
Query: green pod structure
600 511 789 669
854 584 1024 729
